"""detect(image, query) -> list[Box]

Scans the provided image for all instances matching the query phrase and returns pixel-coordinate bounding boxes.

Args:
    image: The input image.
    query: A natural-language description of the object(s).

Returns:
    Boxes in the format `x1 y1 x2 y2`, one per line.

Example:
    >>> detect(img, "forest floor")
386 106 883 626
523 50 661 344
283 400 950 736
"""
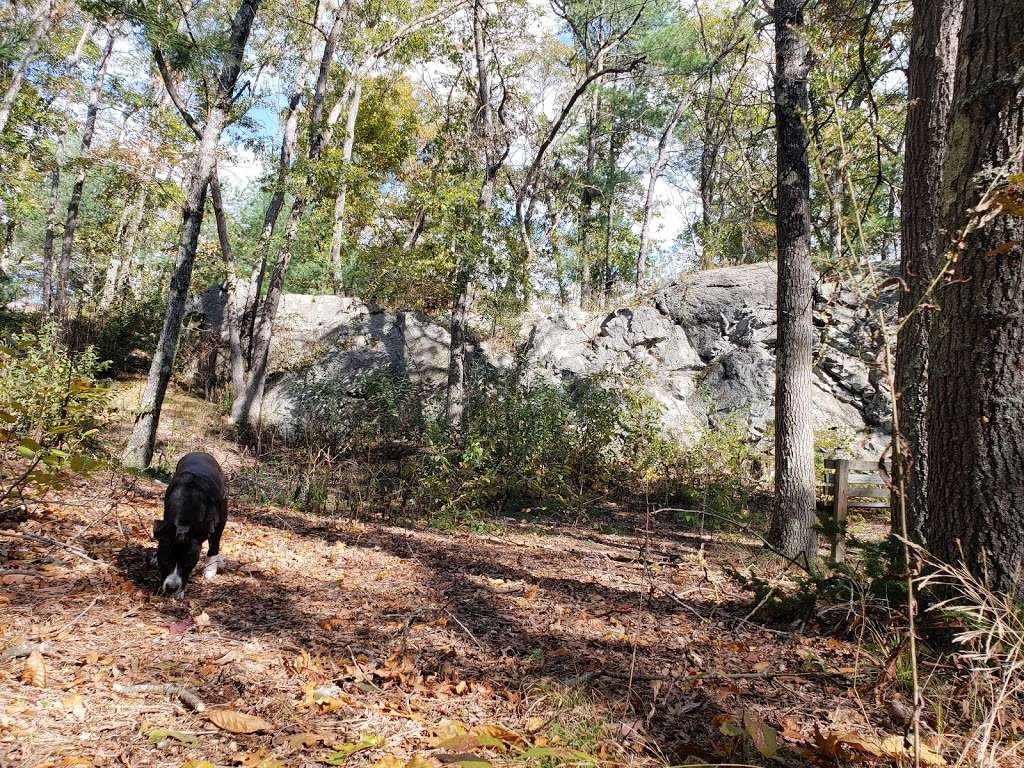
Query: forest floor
0 383 973 767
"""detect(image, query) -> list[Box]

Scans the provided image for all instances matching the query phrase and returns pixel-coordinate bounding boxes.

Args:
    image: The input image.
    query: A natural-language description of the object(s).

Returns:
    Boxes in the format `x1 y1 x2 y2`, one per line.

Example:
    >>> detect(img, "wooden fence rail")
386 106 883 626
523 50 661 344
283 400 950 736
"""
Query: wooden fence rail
820 458 891 563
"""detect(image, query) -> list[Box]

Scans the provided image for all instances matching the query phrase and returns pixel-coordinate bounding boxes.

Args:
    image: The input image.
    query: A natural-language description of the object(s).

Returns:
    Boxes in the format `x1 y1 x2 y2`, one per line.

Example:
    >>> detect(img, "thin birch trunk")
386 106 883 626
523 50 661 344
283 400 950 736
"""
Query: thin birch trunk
636 94 689 291
328 77 362 293
0 0 54 136
52 29 117 321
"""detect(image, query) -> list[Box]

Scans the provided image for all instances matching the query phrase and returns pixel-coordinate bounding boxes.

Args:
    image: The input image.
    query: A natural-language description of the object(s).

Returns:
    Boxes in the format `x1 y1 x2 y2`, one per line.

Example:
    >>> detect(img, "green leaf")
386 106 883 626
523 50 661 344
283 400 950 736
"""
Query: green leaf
144 726 198 746
326 733 385 764
18 436 42 453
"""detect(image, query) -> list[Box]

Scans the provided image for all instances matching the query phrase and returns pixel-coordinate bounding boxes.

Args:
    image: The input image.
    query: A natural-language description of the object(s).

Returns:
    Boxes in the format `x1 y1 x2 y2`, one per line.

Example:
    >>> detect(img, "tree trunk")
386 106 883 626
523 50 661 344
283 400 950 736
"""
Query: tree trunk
122 122 221 467
0 0 54 136
210 171 247 400
243 7 323 353
444 0 498 432
40 21 100 310
926 0 1024 593
444 266 470 430
636 94 689 291
123 0 261 468
893 0 963 547
232 195 304 425
768 0 817 565
698 86 717 270
579 53 602 306
51 29 117 320
328 77 363 293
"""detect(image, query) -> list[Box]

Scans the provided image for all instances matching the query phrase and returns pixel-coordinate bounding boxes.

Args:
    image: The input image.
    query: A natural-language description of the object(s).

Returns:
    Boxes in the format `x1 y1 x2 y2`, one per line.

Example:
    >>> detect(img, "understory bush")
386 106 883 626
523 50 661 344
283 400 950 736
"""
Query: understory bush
418 365 671 524
0 323 109 509
667 414 769 524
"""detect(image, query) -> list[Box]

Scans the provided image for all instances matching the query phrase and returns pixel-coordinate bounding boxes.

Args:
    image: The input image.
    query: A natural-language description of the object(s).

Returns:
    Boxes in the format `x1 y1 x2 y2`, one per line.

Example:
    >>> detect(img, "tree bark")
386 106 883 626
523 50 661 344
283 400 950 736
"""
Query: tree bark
232 195 303 425
243 5 324 355
444 0 500 432
328 77 363 293
926 0 1024 593
893 0 963 546
51 29 117 321
0 0 54 136
768 0 817 565
123 0 261 468
210 170 247 400
636 94 689 291
40 21 95 310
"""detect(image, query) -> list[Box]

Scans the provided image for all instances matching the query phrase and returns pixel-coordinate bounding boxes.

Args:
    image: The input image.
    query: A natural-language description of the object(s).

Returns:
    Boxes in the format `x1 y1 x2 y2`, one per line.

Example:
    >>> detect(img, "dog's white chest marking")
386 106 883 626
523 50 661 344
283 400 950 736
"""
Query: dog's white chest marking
203 554 224 580
162 566 182 594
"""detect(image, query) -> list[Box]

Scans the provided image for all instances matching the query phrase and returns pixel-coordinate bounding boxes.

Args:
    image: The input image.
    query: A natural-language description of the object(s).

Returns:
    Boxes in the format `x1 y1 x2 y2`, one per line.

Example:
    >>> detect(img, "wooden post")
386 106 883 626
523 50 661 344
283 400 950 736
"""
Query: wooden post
831 459 850 563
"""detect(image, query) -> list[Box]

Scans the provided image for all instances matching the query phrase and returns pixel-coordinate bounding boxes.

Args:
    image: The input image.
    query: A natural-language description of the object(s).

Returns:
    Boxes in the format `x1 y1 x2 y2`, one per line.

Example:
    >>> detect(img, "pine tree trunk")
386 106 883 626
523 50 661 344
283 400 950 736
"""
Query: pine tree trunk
51 30 116 321
894 0 963 546
768 0 817 565
123 0 261 468
0 0 54 136
926 0 1024 593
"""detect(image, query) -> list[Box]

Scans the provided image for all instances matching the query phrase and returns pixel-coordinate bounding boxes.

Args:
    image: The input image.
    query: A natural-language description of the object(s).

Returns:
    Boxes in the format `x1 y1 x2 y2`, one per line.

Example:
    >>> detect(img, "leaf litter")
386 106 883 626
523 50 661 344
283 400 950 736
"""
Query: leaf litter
0 389 975 766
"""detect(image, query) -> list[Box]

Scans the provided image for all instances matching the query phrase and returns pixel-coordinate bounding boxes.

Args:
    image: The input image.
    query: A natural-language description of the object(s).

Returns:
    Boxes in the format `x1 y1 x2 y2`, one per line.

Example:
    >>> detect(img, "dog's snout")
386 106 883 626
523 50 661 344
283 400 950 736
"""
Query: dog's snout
161 566 182 594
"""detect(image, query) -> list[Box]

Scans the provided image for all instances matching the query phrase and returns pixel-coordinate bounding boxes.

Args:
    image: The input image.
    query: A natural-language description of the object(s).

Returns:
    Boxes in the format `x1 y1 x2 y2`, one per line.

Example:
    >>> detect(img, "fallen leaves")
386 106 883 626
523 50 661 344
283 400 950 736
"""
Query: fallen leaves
326 734 386 764
741 710 778 758
813 726 946 766
141 720 198 747
208 708 274 734
22 649 45 687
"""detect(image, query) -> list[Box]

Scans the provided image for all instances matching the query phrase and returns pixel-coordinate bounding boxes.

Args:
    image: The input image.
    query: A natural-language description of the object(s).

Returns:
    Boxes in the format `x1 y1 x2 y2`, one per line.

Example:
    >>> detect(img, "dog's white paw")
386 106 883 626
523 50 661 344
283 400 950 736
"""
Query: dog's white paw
203 554 224 580
173 588 186 599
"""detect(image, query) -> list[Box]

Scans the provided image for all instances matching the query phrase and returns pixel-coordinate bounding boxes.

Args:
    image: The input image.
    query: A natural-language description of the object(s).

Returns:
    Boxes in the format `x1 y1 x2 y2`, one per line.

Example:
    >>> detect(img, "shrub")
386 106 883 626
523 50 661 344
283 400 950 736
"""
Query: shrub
418 365 669 524
668 414 769 525
0 324 109 505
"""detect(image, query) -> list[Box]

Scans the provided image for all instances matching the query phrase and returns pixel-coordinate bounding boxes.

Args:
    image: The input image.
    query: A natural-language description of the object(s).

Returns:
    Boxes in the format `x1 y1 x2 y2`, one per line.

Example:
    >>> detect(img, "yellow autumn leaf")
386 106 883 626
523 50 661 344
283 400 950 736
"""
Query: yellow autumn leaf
371 757 404 768
877 734 945 766
523 717 545 734
208 708 274 734
23 650 44 687
477 724 527 750
61 693 86 719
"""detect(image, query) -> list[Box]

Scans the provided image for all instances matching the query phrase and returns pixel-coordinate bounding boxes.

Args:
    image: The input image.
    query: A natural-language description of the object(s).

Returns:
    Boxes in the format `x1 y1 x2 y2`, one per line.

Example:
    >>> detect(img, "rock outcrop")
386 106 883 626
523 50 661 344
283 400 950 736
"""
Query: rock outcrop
191 262 894 455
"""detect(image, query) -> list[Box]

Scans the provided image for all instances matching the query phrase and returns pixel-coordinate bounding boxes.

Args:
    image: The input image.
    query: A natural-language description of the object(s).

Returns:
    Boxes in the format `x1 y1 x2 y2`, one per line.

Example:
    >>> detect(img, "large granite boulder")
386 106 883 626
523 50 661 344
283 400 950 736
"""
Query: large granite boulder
190 261 894 455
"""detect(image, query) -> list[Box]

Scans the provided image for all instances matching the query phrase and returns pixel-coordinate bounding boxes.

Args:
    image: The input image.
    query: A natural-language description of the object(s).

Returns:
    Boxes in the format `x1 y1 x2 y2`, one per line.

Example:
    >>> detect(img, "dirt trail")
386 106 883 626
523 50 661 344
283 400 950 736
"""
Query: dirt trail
2 385 896 767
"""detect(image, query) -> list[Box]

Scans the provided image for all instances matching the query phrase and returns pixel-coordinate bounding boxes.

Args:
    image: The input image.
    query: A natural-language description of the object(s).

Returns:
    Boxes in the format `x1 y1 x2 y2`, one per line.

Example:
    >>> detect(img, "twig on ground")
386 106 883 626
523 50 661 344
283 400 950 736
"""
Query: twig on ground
0 530 112 569
443 608 483 650
587 668 854 684
112 682 206 712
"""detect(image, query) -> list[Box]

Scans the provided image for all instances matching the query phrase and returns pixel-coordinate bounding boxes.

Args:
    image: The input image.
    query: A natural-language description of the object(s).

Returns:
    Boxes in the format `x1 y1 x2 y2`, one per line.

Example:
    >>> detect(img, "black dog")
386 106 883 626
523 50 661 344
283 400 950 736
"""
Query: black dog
152 452 227 598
